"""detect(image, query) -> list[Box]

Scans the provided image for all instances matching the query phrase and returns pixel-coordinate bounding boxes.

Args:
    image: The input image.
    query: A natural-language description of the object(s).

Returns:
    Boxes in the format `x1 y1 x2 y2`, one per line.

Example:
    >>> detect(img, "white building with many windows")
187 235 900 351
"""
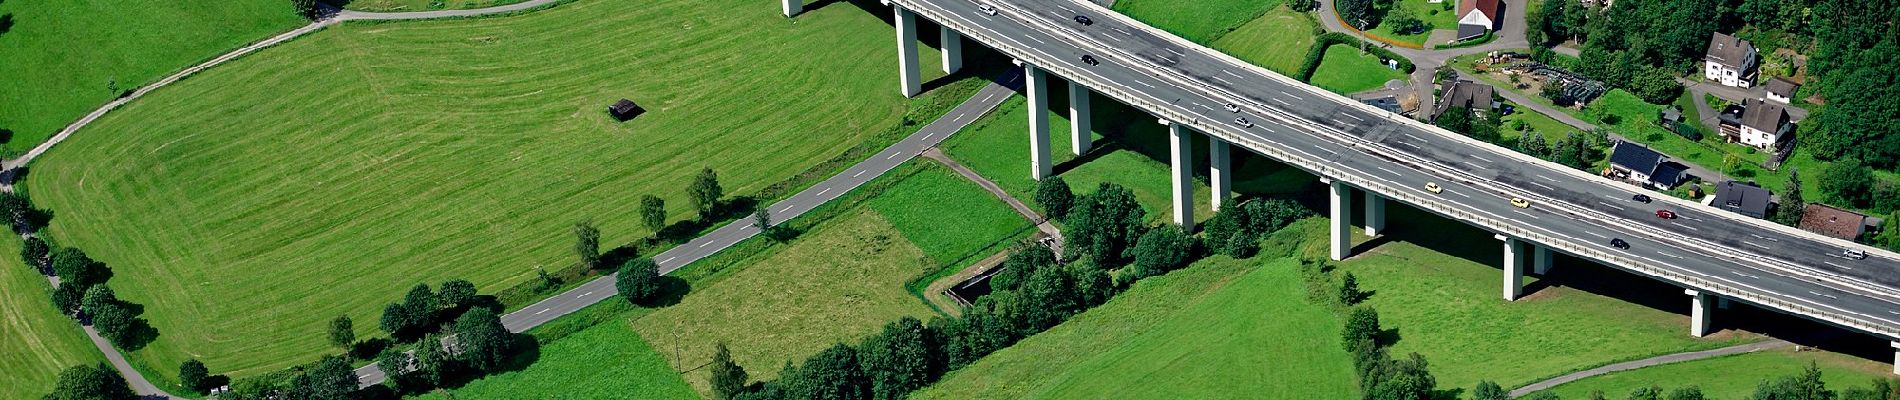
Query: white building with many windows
1704 32 1758 88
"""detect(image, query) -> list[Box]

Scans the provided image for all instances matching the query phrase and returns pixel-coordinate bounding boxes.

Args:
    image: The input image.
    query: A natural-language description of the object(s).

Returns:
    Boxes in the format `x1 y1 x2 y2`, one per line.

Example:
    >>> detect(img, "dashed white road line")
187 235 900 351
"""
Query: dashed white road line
1470 154 1494 163
1213 76 1234 85
886 152 900 160
1112 27 1131 35
1808 291 1840 299
1339 113 1364 122
1599 202 1628 211
1670 222 1699 231
1537 175 1558 182
854 170 866 178
1744 242 1772 250
661 256 676 264
1133 80 1155 88
818 187 833 196
1823 261 1851 270
580 291 594 297
1583 231 1608 239
535 309 549 315
1271 98 1291 106
1222 69 1242 78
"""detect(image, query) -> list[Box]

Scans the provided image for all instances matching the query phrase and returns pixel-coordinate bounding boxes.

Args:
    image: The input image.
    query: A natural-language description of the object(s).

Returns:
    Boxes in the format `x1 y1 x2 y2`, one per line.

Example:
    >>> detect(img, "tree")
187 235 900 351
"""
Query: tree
1128 225 1190 280
51 247 108 288
753 207 775 240
179 359 210 394
1750 362 1836 400
859 317 938 400
377 350 416 390
1627 385 1664 400
1436 106 1474 134
51 283 84 315
1667 386 1706 400
1386 11 1423 34
1224 230 1259 258
1287 0 1317 12
1473 381 1509 400
403 283 438 323
1520 132 1551 160
690 168 724 219
987 243 1058 293
44 363 134 400
90 301 142 349
1034 176 1075 221
573 221 601 269
640 195 668 232
379 303 412 337
1776 168 1807 226
328 315 355 350
1820 161 1875 207
1541 78 1570 104
80 284 118 318
414 333 453 387
1840 379 1893 400
709 342 749 400
1015 260 1080 331
289 0 324 20
1339 272 1365 305
1629 67 1683 104
1367 352 1437 400
453 307 513 373
1343 306 1382 354
1064 183 1146 267
20 236 48 271
1067 262 1115 308
292 355 357 400
783 343 869 400
1338 0 1378 29
437 279 477 308
616 257 662 305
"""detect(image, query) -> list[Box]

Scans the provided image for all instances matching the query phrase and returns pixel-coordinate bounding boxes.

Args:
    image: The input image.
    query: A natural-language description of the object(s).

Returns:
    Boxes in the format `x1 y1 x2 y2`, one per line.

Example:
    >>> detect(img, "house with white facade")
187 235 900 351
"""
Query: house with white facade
1736 99 1790 150
1704 32 1758 88
1766 77 1800 104
1456 0 1501 41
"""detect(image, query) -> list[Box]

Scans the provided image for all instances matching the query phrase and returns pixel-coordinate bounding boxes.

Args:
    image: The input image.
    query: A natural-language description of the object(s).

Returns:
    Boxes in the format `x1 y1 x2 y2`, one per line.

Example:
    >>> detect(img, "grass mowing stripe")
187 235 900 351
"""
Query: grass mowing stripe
0 235 109 399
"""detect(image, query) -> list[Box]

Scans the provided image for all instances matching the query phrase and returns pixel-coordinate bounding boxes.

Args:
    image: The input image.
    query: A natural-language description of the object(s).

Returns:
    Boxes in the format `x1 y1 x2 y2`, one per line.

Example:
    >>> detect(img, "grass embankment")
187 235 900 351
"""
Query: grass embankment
0 0 304 151
1534 348 1894 399
26 0 970 380
917 254 1359 399
0 236 107 399
1310 44 1410 94
1208 6 1321 76
344 0 532 12
1110 0 1284 43
417 313 697 399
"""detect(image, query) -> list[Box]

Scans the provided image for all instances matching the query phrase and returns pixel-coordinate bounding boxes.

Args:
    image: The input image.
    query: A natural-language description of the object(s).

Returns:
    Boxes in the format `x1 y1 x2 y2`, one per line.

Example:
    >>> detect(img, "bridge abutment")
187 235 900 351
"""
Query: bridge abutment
940 26 962 74
1328 179 1353 261
1026 64 1052 180
1069 82 1092 155
1168 122 1193 228
1500 234 1525 301
1209 136 1231 211
894 6 922 98
1688 289 1712 337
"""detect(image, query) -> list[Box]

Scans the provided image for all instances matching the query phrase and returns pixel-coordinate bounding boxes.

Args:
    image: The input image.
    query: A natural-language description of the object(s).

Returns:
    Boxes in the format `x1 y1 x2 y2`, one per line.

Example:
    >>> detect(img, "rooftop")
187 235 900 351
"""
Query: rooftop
1799 204 1868 240
1712 181 1772 219
1705 32 1754 68
1741 98 1788 133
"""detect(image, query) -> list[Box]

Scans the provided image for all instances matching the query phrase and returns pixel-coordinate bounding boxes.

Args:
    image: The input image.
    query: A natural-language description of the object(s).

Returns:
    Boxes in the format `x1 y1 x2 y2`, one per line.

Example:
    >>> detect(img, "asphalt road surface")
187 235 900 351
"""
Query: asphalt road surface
353 71 1023 386
896 0 1900 339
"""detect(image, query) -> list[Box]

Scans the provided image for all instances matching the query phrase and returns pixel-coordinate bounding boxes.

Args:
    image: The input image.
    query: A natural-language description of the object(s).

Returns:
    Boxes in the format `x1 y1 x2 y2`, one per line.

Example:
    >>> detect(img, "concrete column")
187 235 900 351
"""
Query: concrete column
782 0 801 17
1068 82 1093 155
1026 64 1052 180
1501 235 1524 301
1364 192 1386 236
940 26 963 75
1891 341 1899 375
894 6 922 98
1688 289 1712 337
1329 179 1353 261
1168 122 1194 228
1209 137 1232 211
1534 245 1553 275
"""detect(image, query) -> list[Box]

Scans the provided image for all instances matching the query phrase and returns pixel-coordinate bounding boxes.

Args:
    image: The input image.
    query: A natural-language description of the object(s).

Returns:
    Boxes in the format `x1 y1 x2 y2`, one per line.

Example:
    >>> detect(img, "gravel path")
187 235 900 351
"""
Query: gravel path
1507 339 1794 397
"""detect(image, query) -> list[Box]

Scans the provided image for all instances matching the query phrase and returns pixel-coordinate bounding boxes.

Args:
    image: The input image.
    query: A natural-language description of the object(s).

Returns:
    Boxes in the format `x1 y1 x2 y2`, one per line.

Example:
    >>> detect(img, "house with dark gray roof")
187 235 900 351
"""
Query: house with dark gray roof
1711 181 1772 219
1766 77 1800 104
1432 80 1497 121
1704 32 1758 88
1736 98 1791 150
1607 141 1685 189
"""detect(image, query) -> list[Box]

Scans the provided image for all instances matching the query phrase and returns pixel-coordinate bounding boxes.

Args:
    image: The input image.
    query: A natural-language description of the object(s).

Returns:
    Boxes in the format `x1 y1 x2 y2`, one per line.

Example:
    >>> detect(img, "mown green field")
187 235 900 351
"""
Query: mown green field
916 256 1358 399
418 315 697 399
1363 0 1460 46
0 236 107 400
344 0 531 12
1332 206 1757 389
1310 45 1409 94
1112 0 1285 43
0 0 303 151
1208 6 1320 76
867 163 1034 266
1535 348 1893 399
25 0 965 380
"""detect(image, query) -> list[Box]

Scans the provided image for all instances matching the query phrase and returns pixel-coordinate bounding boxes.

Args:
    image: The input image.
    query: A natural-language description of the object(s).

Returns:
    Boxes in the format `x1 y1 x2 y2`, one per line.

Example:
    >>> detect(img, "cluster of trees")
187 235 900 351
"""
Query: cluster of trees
1203 197 1315 259
615 257 662 304
1530 0 1718 104
1058 182 1148 267
1515 129 1612 171
1804 1 1900 169
43 363 135 400
374 306 520 394
1474 362 1900 400
719 317 944 400
27 238 155 351
1298 258 1440 400
1435 106 1505 144
378 279 483 341
1338 0 1398 30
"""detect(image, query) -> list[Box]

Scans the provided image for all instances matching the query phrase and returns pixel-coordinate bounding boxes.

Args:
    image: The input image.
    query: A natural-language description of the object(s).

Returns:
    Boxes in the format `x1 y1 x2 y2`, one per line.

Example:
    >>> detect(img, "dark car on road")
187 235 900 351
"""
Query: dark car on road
1081 54 1099 66
1632 194 1652 203
1074 15 1093 25
1610 238 1630 249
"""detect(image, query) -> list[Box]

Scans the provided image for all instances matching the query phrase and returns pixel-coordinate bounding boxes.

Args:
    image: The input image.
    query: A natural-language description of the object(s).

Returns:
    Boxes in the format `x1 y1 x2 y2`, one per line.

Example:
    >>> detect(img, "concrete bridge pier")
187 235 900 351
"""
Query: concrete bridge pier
1024 63 1052 180
1209 137 1231 211
1364 192 1385 236
894 6 922 98
1688 289 1712 337
1167 121 1193 228
1499 234 1525 301
1891 341 1899 375
1068 82 1092 155
783 0 801 17
940 26 963 74
1534 245 1554 275
1327 179 1353 261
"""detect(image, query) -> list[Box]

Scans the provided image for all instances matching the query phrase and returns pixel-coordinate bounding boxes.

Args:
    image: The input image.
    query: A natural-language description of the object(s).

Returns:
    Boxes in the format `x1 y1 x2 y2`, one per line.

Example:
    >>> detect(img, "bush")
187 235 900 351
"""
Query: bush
1033 177 1074 221
615 258 662 305
1298 33 1416 82
1672 122 1703 141
1127 226 1191 280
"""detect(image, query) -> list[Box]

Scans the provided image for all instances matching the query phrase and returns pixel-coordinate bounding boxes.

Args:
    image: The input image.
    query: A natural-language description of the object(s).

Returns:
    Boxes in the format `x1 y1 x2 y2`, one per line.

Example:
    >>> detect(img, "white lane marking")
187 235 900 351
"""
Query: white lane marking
1449 190 1472 199
580 291 594 297
1026 35 1047 45
1164 48 1184 56
1271 98 1291 106
1537 175 1558 182
983 93 998 102
1280 91 1305 101
1470 154 1494 163
854 170 866 178
1112 27 1131 35
1133 80 1156 88
1599 202 1627 211
1375 166 1401 176
886 152 900 160
1748 234 1780 242
1670 221 1699 231
1339 113 1365 122
1583 231 1608 239
1808 291 1840 299
1528 182 1555 191
1401 133 1423 141
1317 148 1338 157
698 241 712 248
1332 119 1350 126
818 187 833 196
662 256 676 264
1517 210 1543 220
1213 76 1234 85
1659 252 1684 259
1057 4 1075 13
1222 69 1242 78
1197 103 1213 111
1743 241 1771 250
1823 261 1850 270
535 309 549 315
1106 34 1123 43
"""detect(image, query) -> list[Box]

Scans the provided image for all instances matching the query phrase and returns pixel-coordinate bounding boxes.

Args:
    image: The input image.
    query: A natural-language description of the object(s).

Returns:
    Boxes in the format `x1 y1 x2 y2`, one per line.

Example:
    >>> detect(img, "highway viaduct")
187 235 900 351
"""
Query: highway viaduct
782 0 1900 373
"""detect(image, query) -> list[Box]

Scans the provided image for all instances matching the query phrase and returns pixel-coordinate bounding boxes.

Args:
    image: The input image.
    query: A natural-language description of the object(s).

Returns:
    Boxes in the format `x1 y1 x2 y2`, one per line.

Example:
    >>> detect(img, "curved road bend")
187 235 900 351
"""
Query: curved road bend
352 72 1025 386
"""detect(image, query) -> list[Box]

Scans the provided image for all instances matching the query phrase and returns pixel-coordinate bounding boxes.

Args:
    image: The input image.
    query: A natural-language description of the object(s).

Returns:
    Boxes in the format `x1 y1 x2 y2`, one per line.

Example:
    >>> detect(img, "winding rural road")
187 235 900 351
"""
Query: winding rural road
1508 340 1794 397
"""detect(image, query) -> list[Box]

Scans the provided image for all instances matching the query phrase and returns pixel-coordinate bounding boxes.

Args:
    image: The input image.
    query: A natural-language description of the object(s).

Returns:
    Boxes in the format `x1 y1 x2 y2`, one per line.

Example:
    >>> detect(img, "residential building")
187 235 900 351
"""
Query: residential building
1704 32 1758 88
1799 204 1872 241
1736 98 1791 150
1711 181 1772 219
1607 141 1686 189
1457 0 1501 41
1433 80 1497 120
1766 77 1800 104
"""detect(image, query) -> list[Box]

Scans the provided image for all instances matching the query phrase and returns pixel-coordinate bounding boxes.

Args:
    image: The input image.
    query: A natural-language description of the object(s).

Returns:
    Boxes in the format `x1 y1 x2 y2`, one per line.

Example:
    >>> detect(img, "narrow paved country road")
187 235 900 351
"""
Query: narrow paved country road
2 1 573 397
353 71 1026 386
1507 340 1793 397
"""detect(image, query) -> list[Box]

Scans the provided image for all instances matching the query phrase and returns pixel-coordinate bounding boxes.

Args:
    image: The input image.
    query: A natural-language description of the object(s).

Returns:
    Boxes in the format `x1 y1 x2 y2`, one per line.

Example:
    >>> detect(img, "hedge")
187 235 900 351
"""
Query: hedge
1297 32 1417 82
